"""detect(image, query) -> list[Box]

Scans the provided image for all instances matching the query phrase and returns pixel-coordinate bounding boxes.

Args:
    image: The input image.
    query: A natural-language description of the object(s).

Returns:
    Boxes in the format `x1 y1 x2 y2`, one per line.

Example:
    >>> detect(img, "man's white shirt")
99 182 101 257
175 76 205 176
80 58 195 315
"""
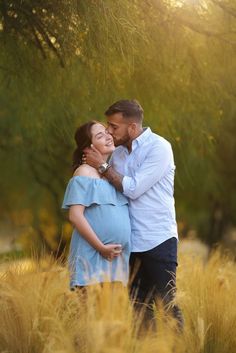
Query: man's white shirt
111 127 178 252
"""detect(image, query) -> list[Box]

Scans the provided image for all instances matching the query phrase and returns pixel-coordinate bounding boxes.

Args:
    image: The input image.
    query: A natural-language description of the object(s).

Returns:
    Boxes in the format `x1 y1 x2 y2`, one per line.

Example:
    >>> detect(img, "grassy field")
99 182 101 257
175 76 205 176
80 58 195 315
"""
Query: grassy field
0 245 235 353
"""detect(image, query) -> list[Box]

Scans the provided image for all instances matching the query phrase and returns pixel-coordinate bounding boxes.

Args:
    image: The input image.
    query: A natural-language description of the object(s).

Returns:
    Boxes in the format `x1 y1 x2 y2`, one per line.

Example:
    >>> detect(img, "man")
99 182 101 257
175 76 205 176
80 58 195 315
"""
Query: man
84 99 183 330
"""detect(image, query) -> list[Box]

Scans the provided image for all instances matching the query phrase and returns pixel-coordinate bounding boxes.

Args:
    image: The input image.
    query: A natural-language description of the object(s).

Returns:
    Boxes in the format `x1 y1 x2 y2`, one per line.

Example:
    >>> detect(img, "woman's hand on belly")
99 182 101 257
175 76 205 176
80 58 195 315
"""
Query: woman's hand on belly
99 244 122 261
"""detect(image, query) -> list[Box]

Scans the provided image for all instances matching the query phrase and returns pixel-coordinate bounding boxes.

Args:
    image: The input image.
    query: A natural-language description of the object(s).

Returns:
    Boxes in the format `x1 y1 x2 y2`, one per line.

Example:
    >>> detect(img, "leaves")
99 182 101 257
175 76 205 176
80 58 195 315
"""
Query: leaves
0 0 236 249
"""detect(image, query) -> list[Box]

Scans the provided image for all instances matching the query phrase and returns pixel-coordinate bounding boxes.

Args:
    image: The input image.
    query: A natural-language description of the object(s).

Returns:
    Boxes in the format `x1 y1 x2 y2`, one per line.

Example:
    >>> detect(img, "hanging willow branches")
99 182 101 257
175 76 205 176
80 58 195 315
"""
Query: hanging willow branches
1 1 235 67
0 0 83 66
0 0 147 68
0 0 235 252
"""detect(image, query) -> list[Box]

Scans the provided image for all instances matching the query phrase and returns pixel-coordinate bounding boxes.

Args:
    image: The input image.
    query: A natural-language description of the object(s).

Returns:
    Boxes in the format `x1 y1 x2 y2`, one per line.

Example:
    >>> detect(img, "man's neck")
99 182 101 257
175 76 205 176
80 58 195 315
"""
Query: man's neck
126 126 144 153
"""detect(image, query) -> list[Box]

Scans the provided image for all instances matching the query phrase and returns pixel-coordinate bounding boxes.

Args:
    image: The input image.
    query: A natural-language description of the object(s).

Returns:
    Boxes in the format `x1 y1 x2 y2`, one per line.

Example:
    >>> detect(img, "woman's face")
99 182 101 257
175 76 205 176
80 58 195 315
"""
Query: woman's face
91 123 115 154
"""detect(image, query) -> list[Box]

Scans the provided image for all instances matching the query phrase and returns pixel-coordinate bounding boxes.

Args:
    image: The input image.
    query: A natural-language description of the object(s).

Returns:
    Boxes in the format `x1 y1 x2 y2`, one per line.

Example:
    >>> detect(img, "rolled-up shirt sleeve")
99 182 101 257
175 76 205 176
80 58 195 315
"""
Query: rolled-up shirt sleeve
122 141 172 200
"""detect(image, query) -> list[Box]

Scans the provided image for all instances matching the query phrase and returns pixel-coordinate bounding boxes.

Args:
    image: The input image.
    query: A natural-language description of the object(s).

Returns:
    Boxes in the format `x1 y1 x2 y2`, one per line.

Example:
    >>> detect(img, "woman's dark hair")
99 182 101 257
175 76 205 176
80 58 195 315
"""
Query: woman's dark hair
72 120 98 172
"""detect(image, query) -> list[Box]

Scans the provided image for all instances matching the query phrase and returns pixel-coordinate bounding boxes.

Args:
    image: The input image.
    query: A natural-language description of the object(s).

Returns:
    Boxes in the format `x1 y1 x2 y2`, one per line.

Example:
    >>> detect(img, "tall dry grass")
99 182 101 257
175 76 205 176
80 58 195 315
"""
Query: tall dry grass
0 246 235 353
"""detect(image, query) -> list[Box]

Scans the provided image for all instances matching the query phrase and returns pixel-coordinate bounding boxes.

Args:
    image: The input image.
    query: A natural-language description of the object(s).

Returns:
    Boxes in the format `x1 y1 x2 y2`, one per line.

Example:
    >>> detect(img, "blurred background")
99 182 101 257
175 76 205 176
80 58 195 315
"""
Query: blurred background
0 0 235 260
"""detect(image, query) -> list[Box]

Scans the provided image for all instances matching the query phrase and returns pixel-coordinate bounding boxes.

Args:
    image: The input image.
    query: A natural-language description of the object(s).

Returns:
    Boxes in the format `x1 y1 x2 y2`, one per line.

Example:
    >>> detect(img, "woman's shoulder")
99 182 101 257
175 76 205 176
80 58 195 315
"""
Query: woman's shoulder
73 164 101 179
62 165 128 209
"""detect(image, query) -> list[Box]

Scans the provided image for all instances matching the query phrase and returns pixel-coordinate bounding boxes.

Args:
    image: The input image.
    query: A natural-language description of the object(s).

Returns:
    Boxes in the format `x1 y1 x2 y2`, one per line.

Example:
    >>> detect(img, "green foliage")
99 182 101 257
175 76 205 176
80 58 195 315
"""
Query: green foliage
0 0 236 251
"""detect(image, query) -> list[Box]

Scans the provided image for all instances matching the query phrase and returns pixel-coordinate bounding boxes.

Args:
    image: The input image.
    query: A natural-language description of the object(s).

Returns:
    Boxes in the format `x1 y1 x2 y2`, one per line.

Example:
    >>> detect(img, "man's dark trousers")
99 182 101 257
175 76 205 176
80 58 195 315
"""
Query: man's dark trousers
129 237 184 331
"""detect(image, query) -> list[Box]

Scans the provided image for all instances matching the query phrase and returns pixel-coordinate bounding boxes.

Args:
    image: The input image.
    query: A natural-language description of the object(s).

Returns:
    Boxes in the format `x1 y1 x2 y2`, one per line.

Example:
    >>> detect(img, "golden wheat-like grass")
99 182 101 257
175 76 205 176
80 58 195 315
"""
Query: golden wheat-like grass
0 247 235 353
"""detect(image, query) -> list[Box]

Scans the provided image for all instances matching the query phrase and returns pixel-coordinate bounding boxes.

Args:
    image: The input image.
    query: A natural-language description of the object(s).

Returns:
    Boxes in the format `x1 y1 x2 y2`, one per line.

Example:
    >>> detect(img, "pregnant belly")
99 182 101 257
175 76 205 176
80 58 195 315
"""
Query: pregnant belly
85 204 131 246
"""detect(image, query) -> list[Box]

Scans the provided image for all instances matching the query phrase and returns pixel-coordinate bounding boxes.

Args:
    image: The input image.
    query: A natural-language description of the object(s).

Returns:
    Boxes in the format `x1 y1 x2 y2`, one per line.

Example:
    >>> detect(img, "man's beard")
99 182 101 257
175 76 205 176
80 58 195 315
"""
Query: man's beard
113 134 131 147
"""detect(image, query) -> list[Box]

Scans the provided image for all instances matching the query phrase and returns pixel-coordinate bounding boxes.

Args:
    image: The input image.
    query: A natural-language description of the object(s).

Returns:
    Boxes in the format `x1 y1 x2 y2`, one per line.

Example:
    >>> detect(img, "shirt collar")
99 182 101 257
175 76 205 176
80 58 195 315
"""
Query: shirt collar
118 127 152 154
135 127 151 145
132 127 151 150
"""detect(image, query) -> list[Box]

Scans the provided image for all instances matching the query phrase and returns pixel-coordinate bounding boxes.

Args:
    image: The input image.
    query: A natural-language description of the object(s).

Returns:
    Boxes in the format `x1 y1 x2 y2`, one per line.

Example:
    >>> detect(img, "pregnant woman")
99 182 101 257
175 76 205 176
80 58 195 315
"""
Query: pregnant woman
62 121 131 289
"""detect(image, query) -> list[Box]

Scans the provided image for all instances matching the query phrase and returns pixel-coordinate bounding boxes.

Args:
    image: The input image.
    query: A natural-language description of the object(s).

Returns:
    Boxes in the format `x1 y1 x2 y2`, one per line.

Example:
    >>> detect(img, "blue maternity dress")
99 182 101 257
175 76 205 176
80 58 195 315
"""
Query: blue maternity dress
62 176 131 288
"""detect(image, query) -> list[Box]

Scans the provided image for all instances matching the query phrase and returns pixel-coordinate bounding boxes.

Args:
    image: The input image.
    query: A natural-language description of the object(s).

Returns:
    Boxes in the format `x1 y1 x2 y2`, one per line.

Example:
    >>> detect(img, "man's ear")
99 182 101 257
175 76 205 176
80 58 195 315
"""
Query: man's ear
128 122 137 137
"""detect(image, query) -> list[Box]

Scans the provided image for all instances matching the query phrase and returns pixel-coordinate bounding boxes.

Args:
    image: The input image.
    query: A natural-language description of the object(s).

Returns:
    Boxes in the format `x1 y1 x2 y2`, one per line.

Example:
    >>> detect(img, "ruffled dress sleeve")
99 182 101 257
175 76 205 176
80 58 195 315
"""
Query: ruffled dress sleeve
62 176 128 209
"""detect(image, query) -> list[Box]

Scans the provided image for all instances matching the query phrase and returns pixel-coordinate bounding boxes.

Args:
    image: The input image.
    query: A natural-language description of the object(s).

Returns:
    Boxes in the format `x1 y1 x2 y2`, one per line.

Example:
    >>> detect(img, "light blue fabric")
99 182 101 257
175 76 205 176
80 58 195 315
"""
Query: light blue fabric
62 176 131 287
111 127 178 252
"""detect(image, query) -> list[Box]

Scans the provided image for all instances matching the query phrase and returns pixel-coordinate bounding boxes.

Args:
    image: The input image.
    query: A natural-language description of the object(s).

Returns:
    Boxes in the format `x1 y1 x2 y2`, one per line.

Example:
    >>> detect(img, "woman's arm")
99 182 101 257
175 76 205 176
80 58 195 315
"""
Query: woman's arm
69 204 122 261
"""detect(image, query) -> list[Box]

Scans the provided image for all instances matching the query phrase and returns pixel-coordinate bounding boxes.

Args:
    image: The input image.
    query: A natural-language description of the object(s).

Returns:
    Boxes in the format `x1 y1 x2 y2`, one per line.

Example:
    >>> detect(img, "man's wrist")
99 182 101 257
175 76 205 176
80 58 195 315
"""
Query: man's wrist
98 162 111 174
101 166 124 192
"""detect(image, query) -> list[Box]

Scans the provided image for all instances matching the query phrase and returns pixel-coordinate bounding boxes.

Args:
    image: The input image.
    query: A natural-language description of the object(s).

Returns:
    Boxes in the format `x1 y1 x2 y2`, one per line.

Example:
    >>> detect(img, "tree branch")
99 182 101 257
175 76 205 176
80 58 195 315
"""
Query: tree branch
212 0 236 18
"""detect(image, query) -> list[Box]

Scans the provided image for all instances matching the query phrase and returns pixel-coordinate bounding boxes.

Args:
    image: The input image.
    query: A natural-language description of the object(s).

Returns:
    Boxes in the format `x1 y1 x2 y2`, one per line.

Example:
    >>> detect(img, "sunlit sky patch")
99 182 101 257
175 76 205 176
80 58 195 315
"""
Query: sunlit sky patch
169 0 208 8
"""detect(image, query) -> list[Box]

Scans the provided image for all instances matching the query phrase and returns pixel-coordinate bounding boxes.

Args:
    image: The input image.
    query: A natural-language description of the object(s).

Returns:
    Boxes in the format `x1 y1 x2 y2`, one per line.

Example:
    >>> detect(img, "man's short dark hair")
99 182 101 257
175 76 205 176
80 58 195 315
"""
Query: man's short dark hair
105 99 144 122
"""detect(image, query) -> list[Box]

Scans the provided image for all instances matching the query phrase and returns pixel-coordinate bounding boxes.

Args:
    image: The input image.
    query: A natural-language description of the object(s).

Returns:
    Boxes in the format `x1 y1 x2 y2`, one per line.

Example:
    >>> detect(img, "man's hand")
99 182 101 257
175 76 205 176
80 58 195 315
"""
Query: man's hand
83 145 105 169
84 144 124 192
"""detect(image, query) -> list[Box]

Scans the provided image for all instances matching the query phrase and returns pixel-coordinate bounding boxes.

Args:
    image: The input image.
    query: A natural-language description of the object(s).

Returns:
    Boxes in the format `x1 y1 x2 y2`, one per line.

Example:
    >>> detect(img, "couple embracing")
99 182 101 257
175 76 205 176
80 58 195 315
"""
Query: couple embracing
62 99 183 330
